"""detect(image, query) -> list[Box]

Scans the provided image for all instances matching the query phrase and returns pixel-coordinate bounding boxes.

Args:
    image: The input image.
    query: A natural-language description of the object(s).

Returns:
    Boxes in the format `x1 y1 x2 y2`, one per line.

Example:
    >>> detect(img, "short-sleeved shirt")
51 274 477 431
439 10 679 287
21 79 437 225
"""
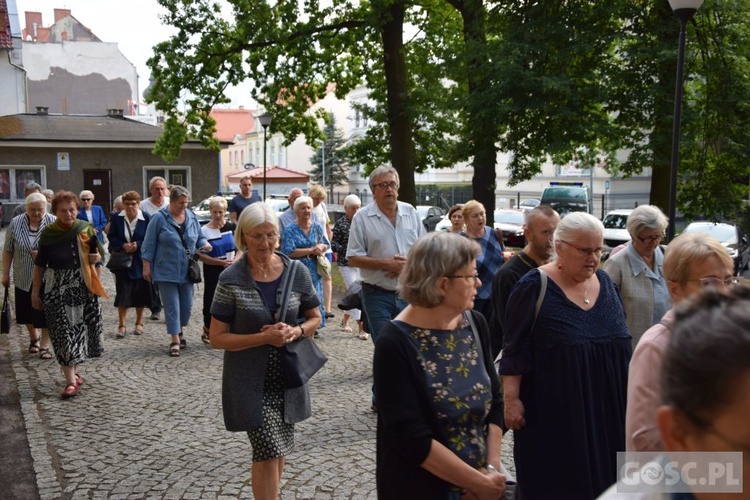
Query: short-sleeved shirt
346 201 425 291
139 197 169 216
228 193 262 218
460 226 505 300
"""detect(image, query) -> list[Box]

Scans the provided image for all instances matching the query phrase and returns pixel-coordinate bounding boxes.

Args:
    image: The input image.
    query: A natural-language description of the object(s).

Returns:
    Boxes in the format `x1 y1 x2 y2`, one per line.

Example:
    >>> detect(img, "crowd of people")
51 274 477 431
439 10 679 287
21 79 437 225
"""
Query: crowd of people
3 171 748 500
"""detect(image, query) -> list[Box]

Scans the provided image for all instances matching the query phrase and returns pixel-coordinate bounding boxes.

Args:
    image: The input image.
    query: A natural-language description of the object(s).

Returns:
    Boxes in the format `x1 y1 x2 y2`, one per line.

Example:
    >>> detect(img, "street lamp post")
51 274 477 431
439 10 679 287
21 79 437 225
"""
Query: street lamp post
258 113 273 200
320 139 326 189
667 0 703 241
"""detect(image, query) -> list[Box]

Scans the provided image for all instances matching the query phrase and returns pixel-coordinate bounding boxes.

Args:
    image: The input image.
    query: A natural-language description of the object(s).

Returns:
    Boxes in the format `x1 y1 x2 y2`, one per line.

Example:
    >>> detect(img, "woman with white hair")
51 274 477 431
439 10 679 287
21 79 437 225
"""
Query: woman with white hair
2 192 56 358
281 195 331 329
331 194 368 339
603 204 670 346
309 184 334 319
76 190 108 243
197 196 237 344
500 212 631 499
209 202 321 500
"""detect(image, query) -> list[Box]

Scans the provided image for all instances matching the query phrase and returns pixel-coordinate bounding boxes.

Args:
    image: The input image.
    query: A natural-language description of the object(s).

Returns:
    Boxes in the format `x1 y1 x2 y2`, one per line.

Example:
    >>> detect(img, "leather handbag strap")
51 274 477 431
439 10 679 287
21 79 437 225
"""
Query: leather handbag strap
276 260 299 323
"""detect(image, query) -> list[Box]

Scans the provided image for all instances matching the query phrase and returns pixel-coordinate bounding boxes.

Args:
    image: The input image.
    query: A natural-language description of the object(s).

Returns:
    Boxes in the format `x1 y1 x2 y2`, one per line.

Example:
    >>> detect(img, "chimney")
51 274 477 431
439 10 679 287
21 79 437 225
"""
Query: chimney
36 107 49 116
25 12 42 40
54 9 71 22
107 109 124 118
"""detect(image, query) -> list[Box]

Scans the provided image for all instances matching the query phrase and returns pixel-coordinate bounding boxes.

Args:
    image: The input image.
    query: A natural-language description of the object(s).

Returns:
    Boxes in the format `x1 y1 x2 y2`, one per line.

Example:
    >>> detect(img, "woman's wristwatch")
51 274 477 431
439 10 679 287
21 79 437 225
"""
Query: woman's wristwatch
298 325 305 339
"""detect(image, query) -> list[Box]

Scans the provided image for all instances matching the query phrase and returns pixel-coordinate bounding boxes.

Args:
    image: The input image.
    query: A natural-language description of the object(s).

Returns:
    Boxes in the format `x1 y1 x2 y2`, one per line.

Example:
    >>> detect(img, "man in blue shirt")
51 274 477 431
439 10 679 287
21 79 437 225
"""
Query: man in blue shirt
228 176 262 223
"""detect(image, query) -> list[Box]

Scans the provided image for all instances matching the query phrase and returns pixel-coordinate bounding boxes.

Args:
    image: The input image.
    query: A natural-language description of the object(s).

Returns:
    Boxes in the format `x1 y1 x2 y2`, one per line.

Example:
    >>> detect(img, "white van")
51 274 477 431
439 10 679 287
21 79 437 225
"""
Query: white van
540 185 590 217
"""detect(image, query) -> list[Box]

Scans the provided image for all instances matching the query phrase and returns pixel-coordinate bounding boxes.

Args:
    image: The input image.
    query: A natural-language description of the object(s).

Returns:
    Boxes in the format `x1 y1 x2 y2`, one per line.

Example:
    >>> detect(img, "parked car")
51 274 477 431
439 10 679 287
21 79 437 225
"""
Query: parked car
681 221 750 276
416 205 445 232
493 209 526 248
518 199 541 212
540 185 590 217
435 215 453 232
190 193 236 225
602 209 634 251
264 196 289 214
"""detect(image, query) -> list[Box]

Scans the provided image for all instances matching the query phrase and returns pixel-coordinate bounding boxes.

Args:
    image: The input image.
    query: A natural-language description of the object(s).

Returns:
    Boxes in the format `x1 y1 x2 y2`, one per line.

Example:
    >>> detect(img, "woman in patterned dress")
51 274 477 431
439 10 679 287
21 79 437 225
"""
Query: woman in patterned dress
31 191 108 399
281 196 330 328
374 232 507 499
2 192 56 358
209 202 321 500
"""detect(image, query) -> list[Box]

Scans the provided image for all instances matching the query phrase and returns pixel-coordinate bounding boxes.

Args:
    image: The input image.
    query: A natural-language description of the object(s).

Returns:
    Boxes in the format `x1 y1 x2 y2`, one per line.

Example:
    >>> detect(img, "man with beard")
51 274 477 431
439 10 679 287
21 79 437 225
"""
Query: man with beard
491 205 560 358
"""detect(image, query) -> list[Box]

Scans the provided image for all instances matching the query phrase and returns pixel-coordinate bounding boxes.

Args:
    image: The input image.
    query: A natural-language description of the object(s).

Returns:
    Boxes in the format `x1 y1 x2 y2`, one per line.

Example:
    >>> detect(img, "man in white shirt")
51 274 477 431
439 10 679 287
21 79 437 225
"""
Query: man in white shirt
347 166 425 343
139 177 169 216
140 176 169 320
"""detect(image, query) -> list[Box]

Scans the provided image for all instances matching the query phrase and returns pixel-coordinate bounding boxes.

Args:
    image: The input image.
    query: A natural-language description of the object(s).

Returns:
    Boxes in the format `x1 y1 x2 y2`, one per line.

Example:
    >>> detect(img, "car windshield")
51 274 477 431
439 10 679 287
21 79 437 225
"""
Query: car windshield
603 214 629 230
494 211 525 225
684 223 737 244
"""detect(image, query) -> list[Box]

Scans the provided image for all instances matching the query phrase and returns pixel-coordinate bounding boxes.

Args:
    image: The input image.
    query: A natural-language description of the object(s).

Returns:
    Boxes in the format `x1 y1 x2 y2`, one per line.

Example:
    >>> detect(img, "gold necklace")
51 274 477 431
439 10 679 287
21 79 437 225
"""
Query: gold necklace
583 281 590 305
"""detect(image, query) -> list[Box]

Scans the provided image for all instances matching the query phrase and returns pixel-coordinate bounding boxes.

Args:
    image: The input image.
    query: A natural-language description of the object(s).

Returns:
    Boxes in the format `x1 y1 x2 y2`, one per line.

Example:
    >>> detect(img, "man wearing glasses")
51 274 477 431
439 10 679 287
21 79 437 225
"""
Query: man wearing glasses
139 177 170 320
347 166 425 345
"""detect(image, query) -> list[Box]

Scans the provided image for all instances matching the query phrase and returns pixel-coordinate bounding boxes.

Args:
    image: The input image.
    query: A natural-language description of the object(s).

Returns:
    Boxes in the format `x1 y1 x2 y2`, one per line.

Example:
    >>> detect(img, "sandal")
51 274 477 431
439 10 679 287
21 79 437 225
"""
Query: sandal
179 333 186 349
75 373 85 386
39 347 53 360
340 319 353 332
358 332 370 340
61 383 79 399
116 325 126 339
133 323 144 336
28 337 41 354
169 342 181 357
201 326 210 345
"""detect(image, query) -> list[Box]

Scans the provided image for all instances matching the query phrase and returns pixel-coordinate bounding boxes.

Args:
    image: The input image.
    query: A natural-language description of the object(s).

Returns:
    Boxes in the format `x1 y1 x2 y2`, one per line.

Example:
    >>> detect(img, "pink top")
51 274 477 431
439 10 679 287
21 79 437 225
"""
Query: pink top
625 309 674 452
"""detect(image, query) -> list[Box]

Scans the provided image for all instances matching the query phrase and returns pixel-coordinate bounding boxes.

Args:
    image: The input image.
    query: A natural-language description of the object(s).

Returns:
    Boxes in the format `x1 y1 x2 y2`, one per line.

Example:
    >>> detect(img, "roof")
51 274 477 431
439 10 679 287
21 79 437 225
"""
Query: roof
225 166 309 182
1 0 13 49
0 113 219 146
209 108 257 142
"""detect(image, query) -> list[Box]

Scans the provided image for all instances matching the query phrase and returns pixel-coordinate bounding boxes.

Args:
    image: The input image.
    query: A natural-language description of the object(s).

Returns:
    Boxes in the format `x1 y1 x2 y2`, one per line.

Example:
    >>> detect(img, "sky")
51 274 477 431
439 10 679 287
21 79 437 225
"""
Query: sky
17 0 254 108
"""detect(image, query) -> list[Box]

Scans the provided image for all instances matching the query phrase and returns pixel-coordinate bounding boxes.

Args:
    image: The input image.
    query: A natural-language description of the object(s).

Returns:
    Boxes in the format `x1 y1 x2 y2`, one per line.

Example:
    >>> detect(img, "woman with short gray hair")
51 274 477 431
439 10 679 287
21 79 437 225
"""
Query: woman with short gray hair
604 204 670 345
374 232 506 499
210 202 321 500
141 185 211 356
500 211 631 498
331 194 367 339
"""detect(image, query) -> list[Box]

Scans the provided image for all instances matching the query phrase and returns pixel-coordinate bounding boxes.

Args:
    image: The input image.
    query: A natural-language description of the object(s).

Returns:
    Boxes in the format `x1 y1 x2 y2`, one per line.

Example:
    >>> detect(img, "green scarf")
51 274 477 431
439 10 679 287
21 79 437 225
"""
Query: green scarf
39 220 105 255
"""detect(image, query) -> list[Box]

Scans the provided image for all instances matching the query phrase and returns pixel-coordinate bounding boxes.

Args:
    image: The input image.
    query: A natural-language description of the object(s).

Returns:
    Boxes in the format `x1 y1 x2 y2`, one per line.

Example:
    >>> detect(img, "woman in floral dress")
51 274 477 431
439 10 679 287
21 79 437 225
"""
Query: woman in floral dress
373 232 507 499
281 196 330 328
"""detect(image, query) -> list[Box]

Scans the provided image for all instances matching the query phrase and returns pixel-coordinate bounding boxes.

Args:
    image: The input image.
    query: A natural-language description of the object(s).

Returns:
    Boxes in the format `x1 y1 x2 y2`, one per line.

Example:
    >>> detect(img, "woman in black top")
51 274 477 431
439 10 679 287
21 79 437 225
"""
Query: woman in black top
32 191 108 399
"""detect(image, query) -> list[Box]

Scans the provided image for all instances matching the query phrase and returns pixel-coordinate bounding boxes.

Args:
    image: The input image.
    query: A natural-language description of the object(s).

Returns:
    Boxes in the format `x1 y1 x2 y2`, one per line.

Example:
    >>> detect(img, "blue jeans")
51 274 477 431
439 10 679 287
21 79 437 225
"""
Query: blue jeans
156 281 194 335
360 286 407 344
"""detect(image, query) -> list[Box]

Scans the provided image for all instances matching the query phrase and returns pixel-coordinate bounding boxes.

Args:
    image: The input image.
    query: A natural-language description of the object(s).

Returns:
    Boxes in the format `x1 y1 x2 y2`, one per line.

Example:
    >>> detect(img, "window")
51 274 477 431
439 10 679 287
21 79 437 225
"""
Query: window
0 167 45 201
144 167 191 195
355 109 361 128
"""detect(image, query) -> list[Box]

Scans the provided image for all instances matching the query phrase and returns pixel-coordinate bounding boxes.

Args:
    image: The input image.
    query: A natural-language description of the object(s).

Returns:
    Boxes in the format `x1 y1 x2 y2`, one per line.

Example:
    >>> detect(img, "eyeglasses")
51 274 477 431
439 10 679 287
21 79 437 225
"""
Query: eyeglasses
373 181 399 190
447 273 481 283
687 277 740 288
248 233 279 244
560 240 604 257
637 234 665 244
81 198 93 202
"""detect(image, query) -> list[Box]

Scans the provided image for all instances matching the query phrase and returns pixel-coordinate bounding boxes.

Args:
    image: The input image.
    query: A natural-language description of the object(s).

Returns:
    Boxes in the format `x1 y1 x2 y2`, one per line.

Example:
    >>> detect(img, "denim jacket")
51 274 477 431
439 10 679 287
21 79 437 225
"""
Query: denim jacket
141 208 208 284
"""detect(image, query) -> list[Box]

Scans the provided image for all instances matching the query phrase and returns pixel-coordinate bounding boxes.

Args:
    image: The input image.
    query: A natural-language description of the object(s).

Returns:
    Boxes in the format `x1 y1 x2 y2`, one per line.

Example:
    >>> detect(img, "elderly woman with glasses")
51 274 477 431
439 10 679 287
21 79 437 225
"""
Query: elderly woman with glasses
2 192 57 358
76 190 108 244
374 232 507 499
281 196 331 329
500 212 631 499
209 202 321 500
625 232 736 453
141 185 211 357
603 205 671 346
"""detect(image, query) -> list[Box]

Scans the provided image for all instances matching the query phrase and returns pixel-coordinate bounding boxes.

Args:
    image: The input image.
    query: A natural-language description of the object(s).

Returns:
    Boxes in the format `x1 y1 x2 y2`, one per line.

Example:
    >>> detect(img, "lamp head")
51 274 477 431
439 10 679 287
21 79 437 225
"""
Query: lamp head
668 0 704 19
258 113 273 129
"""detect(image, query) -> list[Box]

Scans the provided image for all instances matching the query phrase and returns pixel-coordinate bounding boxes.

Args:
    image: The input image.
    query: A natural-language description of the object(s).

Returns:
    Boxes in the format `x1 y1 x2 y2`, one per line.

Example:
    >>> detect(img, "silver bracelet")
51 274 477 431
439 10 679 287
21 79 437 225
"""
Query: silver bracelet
486 464 499 474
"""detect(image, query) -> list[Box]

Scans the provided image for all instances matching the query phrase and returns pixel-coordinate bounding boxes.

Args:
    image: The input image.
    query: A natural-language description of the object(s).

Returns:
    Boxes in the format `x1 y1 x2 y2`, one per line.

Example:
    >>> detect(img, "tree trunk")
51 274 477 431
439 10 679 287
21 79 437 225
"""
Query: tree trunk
453 0 497 223
377 0 417 206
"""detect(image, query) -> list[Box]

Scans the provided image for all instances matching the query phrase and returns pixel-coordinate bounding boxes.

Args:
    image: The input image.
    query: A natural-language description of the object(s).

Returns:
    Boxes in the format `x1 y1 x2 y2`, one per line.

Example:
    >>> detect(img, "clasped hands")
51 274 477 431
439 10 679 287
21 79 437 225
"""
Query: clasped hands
309 244 327 257
261 322 300 347
384 253 407 279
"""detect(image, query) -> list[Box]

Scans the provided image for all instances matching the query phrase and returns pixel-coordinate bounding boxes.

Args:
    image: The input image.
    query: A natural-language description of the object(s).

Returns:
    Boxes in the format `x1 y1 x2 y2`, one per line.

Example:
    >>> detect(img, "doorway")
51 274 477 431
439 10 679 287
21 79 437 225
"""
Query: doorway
83 170 112 212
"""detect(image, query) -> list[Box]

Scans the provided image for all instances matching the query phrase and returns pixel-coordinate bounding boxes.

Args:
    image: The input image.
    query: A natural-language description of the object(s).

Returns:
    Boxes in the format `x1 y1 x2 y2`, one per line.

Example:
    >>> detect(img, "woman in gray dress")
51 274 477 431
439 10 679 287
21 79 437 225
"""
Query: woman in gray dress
209 202 322 500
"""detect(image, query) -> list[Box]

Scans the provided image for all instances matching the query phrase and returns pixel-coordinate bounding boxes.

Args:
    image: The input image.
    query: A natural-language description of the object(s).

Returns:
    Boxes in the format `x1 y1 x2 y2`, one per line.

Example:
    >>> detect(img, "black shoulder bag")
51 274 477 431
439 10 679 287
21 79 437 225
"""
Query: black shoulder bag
1 286 12 334
176 219 202 284
106 220 134 272
277 260 328 388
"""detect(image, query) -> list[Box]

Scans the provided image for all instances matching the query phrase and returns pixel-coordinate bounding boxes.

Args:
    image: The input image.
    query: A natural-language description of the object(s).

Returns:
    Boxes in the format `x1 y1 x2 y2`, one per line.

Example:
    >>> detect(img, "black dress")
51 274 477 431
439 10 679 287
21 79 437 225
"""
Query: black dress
500 269 632 499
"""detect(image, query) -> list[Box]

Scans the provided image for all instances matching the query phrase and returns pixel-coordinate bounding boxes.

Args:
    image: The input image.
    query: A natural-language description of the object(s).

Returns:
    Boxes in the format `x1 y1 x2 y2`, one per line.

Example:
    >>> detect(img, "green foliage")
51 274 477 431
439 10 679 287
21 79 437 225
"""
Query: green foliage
308 113 351 188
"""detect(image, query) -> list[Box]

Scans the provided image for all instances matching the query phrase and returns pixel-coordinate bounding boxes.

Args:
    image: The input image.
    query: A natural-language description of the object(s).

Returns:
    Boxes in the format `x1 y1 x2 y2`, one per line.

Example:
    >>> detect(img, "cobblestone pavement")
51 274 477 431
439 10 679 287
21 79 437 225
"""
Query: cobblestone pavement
2 253 515 499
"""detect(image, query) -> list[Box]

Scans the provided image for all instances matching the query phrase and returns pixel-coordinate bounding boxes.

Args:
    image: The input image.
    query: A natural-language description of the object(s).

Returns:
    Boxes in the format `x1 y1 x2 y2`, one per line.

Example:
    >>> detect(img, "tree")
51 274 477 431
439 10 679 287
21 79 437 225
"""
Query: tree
309 113 350 199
